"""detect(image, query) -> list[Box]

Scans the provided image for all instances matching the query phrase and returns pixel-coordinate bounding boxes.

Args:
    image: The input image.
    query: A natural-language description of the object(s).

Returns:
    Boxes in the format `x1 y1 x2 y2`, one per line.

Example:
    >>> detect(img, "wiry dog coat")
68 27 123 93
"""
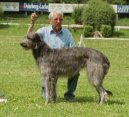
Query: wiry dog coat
20 32 112 104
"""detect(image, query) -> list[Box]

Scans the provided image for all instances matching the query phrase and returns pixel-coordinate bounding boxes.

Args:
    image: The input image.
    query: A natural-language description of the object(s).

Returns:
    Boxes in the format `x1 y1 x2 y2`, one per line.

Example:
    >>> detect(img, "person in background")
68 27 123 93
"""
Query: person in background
27 10 79 102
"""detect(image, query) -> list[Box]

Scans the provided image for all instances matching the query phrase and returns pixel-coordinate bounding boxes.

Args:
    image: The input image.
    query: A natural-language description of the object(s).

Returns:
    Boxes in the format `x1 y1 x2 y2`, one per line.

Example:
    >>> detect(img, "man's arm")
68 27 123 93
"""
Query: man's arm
68 32 76 48
27 12 38 34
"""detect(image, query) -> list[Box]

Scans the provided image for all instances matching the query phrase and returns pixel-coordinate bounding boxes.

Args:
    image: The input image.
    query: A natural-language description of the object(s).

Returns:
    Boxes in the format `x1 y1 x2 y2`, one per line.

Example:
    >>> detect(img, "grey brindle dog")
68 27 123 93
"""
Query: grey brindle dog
20 32 112 104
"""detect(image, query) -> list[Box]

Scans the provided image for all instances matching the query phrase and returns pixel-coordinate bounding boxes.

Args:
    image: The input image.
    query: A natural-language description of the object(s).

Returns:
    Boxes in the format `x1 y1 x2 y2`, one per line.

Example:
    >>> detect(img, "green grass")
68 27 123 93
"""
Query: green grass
0 13 74 25
0 25 129 117
116 17 129 26
1 13 129 26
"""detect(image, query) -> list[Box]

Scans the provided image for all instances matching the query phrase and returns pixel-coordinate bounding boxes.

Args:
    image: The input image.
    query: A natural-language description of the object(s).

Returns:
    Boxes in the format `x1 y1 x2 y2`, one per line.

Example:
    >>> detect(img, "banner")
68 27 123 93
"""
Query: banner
0 2 128 14
19 3 48 12
49 3 83 13
117 5 129 13
0 2 19 11
112 5 117 13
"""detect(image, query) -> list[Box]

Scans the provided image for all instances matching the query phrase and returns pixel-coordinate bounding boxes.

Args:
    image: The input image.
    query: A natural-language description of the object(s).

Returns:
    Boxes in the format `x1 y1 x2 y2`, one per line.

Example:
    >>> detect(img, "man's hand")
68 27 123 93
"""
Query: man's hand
27 12 38 34
30 12 38 24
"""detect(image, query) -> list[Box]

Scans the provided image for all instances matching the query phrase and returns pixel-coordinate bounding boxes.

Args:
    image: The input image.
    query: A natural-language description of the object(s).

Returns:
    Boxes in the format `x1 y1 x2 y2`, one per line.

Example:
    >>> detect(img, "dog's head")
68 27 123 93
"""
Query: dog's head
20 32 41 50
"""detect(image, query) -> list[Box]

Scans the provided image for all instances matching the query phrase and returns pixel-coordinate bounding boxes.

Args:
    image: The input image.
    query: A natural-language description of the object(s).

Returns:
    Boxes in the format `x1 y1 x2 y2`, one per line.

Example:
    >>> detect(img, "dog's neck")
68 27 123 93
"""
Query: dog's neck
32 40 51 61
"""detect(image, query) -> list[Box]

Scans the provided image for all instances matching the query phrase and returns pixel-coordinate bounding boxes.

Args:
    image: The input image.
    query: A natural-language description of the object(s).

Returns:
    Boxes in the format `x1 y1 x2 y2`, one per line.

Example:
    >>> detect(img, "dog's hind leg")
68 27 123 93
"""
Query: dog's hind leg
95 84 108 104
87 63 109 104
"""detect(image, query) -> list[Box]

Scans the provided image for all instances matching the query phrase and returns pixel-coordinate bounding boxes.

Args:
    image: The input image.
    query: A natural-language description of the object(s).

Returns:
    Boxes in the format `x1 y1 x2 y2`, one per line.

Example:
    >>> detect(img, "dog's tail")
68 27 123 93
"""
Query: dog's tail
106 90 113 96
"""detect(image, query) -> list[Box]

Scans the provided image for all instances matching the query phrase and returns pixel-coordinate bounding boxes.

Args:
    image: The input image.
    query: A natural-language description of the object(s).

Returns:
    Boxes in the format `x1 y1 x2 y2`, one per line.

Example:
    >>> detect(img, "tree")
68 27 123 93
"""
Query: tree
72 6 83 24
0 4 3 18
107 0 126 4
82 0 116 32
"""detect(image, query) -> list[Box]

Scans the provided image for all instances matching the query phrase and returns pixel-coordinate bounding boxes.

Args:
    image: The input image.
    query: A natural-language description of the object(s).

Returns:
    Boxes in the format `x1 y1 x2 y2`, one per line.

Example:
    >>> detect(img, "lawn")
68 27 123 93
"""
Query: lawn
0 13 74 25
0 24 129 117
1 13 129 26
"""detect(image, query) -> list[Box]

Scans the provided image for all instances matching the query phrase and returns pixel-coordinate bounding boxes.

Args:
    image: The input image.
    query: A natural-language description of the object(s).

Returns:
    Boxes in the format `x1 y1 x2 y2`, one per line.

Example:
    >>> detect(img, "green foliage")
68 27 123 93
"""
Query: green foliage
72 6 83 24
116 17 129 26
108 0 127 4
82 0 116 32
100 24 112 37
0 4 3 18
83 25 94 37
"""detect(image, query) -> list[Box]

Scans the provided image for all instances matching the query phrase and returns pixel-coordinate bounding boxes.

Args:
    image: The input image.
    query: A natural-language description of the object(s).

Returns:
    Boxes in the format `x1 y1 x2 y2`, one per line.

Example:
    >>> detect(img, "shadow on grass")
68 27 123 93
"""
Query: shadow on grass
57 96 95 104
57 96 125 105
77 96 125 105
113 31 125 38
107 99 125 105
76 96 95 103
0 24 10 29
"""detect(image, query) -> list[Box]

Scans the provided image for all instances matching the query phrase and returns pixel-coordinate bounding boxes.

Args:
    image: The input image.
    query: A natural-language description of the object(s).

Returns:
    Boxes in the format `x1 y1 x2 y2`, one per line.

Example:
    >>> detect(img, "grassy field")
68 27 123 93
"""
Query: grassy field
0 24 129 117
1 13 129 26
0 13 74 25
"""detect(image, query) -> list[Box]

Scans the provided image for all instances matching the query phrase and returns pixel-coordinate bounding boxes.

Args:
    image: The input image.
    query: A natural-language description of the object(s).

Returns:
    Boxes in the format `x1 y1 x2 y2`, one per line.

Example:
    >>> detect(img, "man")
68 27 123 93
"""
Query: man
27 10 79 102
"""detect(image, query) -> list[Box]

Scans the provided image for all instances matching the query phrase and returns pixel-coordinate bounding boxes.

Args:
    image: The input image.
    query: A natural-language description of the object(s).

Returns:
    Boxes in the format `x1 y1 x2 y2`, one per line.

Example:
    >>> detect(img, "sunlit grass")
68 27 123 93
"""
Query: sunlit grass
0 25 129 117
116 17 129 26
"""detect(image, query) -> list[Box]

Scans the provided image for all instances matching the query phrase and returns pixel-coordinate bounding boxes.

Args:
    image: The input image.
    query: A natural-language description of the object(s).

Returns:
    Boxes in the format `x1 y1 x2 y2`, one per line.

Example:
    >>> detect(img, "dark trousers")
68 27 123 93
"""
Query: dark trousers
64 73 79 98
41 73 79 99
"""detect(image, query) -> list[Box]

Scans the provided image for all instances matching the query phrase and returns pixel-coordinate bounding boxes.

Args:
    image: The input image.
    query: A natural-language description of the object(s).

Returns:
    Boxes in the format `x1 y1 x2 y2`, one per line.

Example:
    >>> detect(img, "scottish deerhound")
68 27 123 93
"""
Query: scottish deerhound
20 32 112 104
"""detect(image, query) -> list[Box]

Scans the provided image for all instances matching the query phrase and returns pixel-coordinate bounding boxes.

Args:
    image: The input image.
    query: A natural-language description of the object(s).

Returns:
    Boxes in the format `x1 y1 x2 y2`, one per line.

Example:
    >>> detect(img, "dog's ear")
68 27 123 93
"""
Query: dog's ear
27 32 34 39
27 32 41 42
34 33 41 42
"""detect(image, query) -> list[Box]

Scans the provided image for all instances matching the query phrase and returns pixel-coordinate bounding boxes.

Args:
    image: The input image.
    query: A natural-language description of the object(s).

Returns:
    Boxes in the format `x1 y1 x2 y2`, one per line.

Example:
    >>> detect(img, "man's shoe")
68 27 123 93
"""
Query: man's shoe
64 96 76 102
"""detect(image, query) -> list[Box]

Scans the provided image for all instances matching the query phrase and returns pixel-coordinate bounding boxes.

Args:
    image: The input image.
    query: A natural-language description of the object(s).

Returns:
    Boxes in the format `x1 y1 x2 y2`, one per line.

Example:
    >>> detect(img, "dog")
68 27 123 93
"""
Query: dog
20 32 112 104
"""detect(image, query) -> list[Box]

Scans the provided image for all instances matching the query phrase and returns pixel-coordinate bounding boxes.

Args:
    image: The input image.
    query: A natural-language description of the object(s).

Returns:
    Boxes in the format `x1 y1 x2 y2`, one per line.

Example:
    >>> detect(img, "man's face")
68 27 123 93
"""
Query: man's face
49 13 63 32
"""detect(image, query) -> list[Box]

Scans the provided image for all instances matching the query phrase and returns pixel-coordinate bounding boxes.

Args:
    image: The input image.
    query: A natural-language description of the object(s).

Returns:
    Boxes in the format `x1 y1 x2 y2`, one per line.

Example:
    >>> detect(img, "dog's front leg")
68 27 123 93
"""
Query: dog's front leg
50 77 57 102
45 77 51 105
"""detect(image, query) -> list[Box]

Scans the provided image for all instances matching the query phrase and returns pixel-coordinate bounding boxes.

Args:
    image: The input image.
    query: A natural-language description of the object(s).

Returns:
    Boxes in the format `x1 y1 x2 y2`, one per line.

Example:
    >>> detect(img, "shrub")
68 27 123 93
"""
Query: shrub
83 25 94 37
100 24 112 37
72 6 83 24
82 0 116 32
0 4 3 17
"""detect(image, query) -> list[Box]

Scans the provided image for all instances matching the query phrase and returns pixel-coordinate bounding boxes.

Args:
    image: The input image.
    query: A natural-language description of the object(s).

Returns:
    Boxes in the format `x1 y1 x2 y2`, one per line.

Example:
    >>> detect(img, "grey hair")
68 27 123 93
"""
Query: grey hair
48 10 64 19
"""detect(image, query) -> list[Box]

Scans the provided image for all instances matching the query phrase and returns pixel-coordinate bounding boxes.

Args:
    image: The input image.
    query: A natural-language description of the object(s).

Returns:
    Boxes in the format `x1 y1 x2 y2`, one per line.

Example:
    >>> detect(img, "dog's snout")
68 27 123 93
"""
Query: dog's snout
20 41 27 48
20 41 24 46
20 42 23 46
